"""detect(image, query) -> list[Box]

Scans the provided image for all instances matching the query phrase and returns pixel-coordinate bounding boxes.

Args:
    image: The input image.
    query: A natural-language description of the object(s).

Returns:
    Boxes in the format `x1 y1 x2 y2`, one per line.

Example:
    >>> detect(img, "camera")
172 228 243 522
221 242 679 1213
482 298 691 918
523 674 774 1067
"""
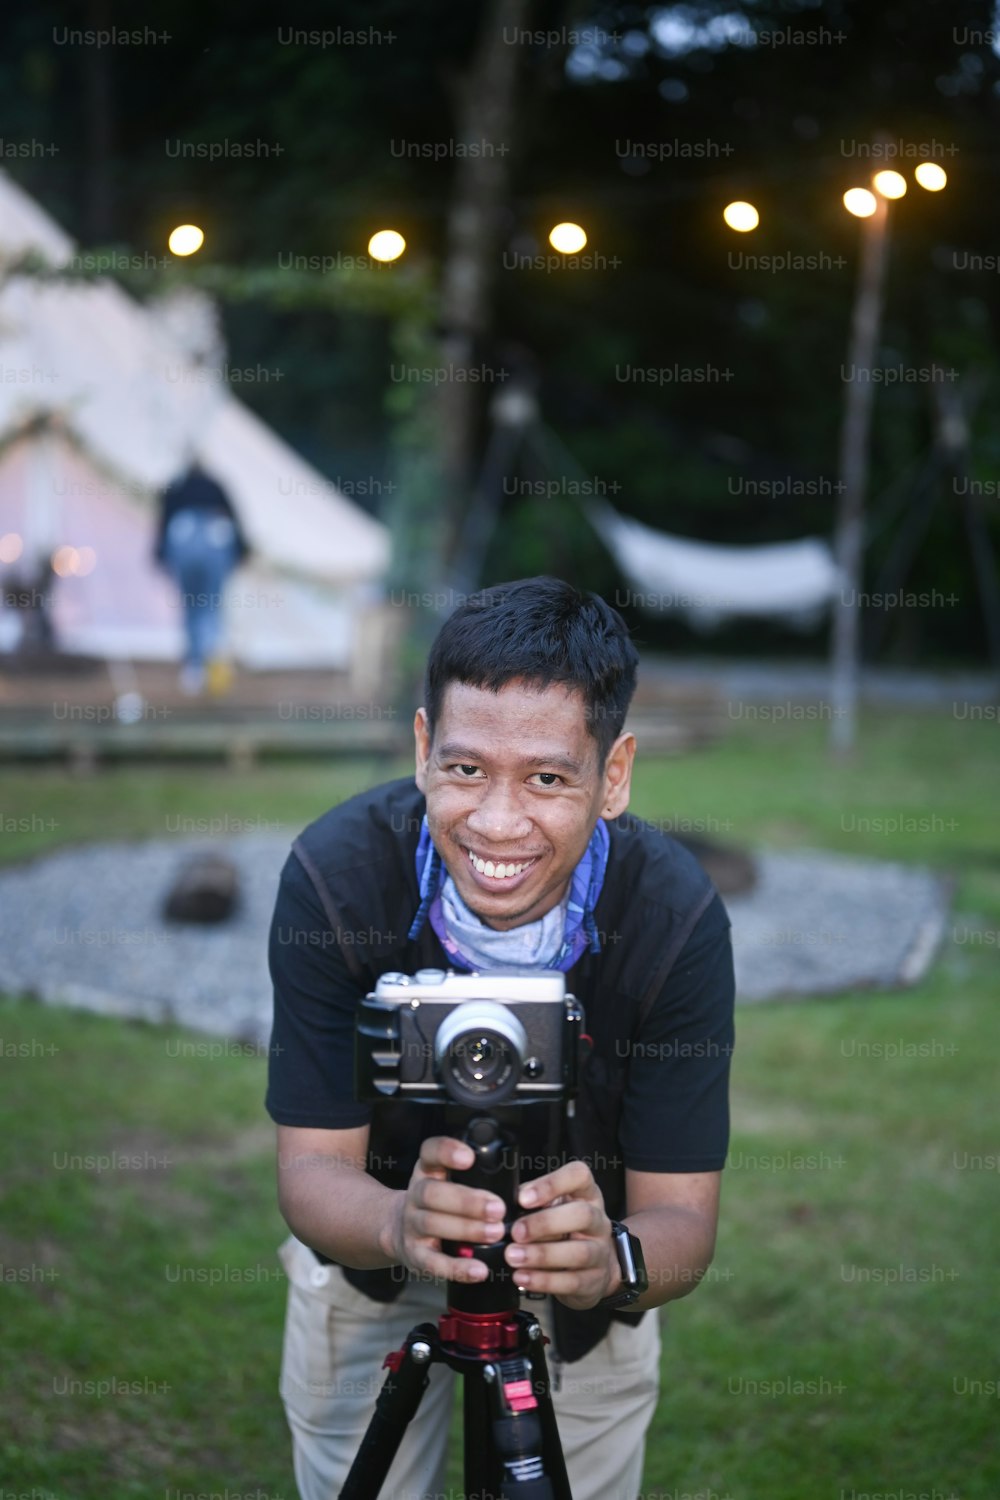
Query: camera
354 966 583 1109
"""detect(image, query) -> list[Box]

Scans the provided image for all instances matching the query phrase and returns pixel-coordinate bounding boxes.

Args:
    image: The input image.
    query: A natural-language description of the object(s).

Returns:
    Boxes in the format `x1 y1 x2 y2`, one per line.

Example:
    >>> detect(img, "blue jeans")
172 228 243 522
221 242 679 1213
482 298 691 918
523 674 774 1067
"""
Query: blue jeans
163 510 238 667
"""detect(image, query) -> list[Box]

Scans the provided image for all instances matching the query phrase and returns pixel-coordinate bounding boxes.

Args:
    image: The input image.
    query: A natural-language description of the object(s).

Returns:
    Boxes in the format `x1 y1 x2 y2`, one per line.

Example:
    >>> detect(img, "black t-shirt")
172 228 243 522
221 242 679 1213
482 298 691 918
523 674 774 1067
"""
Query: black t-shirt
266 783 734 1177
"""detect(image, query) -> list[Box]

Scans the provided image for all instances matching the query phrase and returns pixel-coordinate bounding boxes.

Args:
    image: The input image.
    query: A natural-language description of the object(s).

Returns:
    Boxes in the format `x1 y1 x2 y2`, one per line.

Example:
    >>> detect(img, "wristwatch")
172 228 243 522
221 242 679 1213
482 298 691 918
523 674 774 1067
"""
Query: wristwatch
601 1220 649 1308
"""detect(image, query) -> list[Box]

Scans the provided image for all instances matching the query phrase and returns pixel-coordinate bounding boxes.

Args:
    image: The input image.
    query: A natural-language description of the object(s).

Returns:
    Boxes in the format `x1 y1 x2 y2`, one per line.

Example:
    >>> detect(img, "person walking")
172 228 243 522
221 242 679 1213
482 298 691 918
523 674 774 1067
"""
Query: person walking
154 459 249 694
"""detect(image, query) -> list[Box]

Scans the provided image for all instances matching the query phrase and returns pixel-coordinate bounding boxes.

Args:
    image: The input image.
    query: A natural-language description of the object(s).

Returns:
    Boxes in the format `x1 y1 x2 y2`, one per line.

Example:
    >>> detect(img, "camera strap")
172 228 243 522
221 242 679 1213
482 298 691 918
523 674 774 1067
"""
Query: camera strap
634 883 717 1034
291 835 367 983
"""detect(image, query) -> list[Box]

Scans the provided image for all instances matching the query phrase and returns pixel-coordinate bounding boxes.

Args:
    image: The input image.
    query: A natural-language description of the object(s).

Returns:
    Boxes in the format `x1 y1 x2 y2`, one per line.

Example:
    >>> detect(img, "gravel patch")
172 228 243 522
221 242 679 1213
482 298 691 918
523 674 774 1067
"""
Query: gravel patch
0 837 282 1047
0 837 952 1041
724 848 951 1001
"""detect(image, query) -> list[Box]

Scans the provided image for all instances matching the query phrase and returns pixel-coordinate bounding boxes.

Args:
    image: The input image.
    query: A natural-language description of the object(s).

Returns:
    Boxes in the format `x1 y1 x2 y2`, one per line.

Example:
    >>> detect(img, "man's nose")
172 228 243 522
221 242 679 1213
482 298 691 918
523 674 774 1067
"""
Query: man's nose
465 783 533 842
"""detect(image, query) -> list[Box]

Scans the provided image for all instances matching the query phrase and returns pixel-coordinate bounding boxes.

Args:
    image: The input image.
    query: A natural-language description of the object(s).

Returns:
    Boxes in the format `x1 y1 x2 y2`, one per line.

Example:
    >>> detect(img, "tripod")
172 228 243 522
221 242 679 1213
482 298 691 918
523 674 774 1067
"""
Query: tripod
339 1112 572 1500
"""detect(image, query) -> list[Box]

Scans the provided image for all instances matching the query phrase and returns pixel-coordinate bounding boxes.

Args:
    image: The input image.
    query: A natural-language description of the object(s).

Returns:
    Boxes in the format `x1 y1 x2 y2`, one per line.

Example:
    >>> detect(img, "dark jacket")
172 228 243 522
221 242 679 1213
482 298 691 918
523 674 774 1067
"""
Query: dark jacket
153 464 250 567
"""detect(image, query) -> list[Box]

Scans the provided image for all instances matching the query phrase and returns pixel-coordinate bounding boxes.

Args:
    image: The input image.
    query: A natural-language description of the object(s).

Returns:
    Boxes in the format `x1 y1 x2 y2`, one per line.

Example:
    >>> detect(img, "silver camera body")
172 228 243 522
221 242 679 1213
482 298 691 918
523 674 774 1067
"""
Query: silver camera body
355 966 583 1108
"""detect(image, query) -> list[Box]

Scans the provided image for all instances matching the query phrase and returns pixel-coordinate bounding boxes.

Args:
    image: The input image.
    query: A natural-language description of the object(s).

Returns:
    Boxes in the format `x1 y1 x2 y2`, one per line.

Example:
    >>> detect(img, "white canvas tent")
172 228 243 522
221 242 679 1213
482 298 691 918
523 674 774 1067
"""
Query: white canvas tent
0 170 390 668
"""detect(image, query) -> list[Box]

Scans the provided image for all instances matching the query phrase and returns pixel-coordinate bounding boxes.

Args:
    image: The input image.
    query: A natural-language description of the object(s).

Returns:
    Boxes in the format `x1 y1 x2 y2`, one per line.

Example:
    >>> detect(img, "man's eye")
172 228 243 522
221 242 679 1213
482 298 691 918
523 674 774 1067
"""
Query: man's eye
457 764 481 777
532 773 561 787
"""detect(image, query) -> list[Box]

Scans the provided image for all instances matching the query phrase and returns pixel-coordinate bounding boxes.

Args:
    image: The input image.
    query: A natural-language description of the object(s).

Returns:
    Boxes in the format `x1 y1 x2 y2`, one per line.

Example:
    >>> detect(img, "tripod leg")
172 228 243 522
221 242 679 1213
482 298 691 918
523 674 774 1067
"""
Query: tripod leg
338 1323 437 1500
464 1359 503 1497
524 1322 572 1500
464 1327 573 1500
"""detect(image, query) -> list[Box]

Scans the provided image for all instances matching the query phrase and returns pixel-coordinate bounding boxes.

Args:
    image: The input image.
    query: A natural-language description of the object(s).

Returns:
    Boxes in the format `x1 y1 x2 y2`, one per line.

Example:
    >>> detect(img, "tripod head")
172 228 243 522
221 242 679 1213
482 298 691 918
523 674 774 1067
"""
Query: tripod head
442 1107 524 1321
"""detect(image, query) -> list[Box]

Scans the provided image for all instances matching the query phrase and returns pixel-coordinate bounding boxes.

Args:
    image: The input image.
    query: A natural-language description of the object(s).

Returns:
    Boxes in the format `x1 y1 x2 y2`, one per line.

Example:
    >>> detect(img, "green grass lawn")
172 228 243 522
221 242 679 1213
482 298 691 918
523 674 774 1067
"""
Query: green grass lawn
1 708 998 1498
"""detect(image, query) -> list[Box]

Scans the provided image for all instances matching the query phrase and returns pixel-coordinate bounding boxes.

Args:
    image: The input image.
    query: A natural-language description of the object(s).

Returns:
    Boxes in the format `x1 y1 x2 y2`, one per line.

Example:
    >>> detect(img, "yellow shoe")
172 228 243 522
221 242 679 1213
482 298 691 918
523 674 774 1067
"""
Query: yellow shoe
206 657 234 697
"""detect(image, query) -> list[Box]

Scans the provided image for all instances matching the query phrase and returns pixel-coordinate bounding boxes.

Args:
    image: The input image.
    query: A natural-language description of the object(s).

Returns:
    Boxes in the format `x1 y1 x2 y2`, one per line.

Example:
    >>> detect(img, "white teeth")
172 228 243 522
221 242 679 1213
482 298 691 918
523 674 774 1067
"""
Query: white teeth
468 850 529 880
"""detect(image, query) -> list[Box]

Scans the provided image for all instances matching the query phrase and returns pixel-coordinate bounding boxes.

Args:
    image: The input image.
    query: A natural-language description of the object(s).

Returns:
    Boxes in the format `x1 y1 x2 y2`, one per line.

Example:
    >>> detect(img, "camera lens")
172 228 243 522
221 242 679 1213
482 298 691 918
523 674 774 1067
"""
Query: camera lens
434 1003 527 1107
450 1031 513 1093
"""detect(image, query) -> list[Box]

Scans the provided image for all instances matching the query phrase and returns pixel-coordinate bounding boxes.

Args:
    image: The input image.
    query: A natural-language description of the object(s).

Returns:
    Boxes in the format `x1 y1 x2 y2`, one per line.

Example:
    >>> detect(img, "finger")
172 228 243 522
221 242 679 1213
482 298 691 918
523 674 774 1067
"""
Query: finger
505 1238 596 1272
518 1160 598 1208
512 1201 600 1243
507 1267 605 1300
417 1135 476 1176
409 1245 490 1284
416 1178 506 1222
410 1207 506 1244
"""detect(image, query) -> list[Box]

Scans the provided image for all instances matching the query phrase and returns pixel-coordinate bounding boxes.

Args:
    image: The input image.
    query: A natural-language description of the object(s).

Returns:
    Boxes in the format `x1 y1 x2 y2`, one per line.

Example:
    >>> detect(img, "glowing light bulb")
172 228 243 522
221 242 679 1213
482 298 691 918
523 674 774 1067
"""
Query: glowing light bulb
723 202 759 232
843 188 877 218
168 224 205 257
548 222 588 253
368 230 406 262
873 170 907 200
914 163 947 191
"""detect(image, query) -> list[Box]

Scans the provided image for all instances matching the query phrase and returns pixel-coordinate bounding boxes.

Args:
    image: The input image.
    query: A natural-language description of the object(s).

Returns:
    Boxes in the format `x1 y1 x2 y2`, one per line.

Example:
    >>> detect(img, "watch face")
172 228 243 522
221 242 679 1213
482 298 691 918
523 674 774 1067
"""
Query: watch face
606 1222 647 1307
629 1231 649 1295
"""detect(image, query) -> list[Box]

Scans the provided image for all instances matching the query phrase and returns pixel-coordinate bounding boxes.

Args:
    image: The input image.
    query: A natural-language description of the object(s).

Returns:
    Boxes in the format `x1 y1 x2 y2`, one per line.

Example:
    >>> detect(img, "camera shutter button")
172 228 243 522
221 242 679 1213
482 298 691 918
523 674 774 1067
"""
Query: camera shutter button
415 969 446 984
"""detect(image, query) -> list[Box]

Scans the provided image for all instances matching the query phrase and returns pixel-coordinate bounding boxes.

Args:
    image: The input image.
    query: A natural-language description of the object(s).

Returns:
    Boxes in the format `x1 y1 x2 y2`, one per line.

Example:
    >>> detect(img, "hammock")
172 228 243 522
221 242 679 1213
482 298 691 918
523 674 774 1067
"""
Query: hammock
588 500 840 632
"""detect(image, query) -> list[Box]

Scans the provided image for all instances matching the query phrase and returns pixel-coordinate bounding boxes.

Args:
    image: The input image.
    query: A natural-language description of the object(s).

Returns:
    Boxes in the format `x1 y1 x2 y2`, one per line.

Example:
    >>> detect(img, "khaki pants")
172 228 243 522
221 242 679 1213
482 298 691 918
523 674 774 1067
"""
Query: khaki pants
278 1235 661 1500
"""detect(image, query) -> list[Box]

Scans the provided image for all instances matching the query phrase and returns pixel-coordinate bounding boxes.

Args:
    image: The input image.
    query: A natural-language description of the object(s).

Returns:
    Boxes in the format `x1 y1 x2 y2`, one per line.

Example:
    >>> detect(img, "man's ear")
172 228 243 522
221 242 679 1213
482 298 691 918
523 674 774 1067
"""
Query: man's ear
600 731 636 820
414 707 431 792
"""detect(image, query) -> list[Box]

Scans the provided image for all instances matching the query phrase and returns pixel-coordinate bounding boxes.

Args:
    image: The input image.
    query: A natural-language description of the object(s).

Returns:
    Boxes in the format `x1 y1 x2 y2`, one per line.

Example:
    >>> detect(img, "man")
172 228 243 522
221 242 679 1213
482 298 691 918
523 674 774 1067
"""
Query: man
266 576 735 1500
153 457 249 695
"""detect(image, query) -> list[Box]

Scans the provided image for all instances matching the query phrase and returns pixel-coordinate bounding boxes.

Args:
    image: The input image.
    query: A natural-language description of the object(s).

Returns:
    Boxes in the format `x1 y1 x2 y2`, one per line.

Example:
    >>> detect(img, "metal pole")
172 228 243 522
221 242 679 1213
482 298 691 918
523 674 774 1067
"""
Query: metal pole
829 194 890 756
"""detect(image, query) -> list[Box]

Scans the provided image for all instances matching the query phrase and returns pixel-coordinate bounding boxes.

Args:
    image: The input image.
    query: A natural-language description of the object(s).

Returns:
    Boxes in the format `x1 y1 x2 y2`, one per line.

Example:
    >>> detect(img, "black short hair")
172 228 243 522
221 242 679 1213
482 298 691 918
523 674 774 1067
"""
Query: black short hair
423 576 639 768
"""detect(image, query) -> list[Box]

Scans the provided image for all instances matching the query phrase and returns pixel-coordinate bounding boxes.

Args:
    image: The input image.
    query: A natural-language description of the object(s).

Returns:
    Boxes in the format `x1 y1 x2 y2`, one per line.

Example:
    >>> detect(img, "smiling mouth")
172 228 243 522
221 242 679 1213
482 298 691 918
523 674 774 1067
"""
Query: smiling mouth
465 848 540 882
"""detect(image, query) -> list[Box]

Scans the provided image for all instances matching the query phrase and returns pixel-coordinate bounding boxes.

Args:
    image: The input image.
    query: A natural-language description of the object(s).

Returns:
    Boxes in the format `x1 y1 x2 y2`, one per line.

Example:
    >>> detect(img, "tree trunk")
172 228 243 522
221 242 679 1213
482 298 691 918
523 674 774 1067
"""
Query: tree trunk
435 0 532 577
386 0 533 711
829 194 889 756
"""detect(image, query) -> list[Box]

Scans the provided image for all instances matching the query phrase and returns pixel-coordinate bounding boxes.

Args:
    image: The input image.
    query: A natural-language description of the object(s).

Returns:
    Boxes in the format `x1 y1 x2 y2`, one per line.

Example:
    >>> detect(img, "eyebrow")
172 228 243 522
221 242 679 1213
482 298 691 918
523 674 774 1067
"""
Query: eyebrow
435 743 586 776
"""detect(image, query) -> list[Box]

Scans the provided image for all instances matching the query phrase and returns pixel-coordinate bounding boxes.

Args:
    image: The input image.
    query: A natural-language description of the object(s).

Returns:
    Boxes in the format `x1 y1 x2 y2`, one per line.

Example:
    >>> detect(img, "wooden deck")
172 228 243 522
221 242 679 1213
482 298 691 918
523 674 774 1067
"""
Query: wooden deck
0 655 726 763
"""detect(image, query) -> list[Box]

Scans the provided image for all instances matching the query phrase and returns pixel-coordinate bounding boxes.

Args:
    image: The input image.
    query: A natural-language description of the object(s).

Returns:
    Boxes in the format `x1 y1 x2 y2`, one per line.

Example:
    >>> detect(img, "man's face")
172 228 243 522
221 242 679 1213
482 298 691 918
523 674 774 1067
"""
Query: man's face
414 677 635 931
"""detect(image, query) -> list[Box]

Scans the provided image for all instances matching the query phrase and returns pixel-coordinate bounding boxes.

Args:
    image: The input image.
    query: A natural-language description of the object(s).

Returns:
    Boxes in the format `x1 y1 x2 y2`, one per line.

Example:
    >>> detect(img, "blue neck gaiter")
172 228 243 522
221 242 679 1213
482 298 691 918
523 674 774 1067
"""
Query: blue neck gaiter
407 815 610 973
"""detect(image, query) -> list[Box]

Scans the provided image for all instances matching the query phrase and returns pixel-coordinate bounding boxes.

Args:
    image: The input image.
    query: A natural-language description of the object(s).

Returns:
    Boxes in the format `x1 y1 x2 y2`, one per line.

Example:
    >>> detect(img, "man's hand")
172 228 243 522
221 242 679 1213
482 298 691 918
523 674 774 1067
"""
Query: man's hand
383 1135 507 1285
504 1160 617 1311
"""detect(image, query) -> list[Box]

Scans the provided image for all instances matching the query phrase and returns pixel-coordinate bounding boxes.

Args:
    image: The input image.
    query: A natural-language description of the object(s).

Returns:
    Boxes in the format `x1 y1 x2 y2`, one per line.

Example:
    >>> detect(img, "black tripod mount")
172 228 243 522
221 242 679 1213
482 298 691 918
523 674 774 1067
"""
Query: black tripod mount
339 1111 572 1500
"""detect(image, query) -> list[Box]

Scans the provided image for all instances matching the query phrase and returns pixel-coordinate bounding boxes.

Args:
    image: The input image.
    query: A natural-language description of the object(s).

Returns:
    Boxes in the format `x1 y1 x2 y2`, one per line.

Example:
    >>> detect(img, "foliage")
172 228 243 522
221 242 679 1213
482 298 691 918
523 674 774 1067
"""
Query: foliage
2 0 999 657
